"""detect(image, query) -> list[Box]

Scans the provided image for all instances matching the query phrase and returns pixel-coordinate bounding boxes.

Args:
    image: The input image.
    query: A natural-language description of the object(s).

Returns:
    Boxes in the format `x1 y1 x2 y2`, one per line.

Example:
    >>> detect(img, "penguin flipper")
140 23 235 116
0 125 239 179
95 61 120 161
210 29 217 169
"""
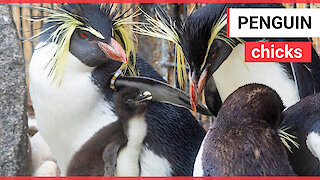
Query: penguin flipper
102 140 126 176
114 76 212 116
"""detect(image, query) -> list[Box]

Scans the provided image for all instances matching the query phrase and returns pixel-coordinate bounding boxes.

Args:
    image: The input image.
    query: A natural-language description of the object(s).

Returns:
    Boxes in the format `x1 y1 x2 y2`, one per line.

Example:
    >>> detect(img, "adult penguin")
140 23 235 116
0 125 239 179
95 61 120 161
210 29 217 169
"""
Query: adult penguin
29 3 205 176
136 3 320 116
193 84 295 176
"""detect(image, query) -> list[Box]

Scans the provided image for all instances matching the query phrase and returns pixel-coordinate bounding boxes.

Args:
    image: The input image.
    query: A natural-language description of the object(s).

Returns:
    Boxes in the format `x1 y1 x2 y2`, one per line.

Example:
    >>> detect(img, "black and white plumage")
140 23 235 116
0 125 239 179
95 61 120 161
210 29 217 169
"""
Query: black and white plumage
67 88 152 176
281 93 320 175
193 84 295 176
29 3 205 176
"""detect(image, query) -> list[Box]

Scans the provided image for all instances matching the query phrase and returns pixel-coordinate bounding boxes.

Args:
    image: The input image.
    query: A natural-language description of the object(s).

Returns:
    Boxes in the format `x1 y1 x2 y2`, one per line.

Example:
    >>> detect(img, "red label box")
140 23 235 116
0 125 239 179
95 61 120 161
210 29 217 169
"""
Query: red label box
245 42 311 62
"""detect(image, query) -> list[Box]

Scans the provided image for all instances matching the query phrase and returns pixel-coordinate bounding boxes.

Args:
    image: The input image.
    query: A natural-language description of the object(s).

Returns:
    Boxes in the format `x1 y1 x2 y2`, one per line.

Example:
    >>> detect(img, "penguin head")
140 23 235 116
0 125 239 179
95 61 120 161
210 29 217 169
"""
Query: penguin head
219 83 285 129
115 88 152 118
180 4 242 110
136 4 239 110
64 4 126 67
36 3 136 84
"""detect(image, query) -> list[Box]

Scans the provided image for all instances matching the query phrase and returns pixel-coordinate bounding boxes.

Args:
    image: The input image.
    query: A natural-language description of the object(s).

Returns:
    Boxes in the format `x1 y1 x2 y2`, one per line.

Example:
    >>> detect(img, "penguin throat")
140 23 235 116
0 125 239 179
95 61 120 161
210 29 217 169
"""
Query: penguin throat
212 44 299 108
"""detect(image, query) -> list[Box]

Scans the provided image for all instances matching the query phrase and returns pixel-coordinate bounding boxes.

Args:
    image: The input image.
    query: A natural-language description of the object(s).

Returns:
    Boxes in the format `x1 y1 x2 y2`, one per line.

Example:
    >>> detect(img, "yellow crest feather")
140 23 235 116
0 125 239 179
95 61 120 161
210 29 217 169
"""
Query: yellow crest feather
134 8 187 88
112 9 141 76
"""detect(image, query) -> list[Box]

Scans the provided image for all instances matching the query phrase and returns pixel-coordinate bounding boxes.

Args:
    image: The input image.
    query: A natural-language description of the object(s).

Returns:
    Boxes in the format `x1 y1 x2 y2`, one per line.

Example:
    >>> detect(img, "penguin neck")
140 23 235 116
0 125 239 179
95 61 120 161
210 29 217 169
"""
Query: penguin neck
29 42 118 175
212 43 299 107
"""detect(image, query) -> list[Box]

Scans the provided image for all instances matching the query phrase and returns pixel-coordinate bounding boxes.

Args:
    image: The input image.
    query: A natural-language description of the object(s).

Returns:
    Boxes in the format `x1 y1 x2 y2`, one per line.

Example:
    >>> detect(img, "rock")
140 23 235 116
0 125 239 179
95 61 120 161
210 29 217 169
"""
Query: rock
0 4 29 175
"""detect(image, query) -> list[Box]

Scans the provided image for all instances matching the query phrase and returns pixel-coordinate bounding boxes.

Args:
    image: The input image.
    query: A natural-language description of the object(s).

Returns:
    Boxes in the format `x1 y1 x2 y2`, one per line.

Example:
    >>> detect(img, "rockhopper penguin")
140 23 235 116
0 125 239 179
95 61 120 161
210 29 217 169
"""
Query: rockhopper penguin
29 3 206 176
136 3 320 116
67 88 152 176
193 84 295 176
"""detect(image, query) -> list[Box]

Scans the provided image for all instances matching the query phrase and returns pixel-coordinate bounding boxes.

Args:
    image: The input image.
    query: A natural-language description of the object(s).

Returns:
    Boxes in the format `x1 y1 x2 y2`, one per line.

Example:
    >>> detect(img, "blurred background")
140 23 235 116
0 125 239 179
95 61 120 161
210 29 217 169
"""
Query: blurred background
8 3 320 131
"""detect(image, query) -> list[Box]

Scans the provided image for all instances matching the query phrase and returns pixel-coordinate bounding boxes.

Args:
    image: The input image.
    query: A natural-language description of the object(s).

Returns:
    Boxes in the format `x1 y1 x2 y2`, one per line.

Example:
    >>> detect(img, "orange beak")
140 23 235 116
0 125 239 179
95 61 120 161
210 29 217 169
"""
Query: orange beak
189 67 208 112
98 38 127 63
189 72 197 112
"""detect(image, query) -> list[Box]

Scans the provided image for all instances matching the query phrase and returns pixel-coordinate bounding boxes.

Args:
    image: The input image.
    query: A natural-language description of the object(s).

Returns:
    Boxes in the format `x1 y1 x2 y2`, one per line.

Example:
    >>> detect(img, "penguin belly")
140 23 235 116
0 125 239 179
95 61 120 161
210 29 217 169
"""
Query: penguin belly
29 43 118 175
193 132 209 176
115 115 147 176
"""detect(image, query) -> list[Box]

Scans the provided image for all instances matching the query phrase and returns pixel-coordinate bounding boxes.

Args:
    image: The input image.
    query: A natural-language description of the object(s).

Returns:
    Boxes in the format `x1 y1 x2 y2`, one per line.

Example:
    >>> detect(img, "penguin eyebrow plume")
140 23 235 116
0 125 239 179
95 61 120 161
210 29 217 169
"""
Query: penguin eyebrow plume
112 8 141 76
200 7 244 70
134 8 187 88
27 4 139 85
278 126 300 153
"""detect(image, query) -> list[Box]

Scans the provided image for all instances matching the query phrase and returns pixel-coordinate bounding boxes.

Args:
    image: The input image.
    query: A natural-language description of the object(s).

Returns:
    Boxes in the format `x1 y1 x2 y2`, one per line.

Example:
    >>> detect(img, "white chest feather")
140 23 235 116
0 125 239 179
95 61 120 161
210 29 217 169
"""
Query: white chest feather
29 43 117 175
115 116 147 176
193 132 208 176
213 44 299 107
139 146 172 176
115 115 173 176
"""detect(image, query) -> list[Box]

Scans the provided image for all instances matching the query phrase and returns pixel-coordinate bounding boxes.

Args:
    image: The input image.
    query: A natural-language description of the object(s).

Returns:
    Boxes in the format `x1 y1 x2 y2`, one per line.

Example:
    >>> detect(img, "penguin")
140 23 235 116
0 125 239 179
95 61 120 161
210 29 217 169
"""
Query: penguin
193 83 295 176
29 3 206 176
67 88 152 176
136 3 320 116
281 93 320 175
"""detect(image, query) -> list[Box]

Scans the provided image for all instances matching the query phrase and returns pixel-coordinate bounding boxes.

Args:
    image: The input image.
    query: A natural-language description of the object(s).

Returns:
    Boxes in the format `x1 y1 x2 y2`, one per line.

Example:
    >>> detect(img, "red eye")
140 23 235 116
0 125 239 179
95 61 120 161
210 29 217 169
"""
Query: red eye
211 50 217 58
80 32 88 38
